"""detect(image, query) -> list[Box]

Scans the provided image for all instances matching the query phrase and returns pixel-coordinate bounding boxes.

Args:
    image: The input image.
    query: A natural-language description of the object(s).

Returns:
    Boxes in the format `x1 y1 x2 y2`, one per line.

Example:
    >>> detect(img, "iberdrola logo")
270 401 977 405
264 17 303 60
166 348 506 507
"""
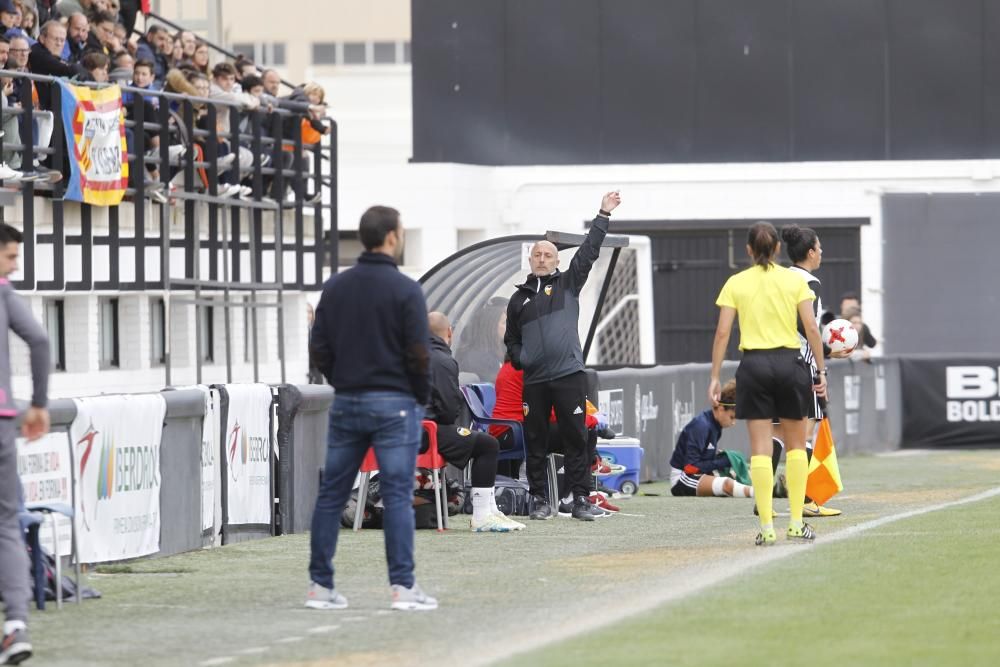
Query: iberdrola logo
76 422 100 530
228 420 242 481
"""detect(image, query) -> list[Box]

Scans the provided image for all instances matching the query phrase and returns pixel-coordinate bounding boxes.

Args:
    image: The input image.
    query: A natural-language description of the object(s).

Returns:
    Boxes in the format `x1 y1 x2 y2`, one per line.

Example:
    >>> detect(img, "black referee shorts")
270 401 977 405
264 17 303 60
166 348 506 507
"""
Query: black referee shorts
736 348 813 421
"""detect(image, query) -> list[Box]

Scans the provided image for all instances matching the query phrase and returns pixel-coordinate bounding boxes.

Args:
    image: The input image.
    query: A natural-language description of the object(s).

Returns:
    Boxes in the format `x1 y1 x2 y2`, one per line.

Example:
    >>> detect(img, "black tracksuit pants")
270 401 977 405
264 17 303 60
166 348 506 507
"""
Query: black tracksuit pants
523 371 590 499
424 425 499 488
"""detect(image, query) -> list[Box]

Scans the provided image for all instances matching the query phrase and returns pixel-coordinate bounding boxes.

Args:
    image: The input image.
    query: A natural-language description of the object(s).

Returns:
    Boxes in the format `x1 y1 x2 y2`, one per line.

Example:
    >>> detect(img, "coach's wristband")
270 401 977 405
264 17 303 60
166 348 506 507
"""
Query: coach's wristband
598 208 611 217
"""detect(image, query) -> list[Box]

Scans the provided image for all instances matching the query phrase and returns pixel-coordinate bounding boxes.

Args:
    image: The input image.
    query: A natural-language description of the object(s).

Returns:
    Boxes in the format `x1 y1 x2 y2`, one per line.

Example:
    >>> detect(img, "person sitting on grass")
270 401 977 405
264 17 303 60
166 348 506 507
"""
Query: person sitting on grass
669 379 754 498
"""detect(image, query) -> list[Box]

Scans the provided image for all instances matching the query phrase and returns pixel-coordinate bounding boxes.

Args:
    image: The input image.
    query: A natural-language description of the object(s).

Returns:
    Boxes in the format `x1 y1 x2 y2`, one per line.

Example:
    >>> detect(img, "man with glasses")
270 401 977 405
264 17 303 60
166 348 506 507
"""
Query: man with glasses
29 21 85 111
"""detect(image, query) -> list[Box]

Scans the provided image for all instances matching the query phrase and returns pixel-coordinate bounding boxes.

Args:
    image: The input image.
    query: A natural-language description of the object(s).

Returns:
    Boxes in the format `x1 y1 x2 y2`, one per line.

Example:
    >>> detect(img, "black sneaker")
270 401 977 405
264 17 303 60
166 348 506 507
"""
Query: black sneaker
529 495 555 520
571 495 597 522
0 626 32 665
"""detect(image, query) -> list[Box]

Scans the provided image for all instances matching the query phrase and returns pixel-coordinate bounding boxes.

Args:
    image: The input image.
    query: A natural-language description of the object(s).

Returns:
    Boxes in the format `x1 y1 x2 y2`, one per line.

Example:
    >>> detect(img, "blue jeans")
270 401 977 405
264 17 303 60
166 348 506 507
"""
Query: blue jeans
308 391 422 589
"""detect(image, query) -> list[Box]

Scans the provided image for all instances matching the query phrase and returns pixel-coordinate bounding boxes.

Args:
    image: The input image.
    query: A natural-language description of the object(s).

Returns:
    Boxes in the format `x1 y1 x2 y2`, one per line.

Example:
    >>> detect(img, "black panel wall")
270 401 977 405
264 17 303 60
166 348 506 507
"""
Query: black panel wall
882 194 1000 355
886 0 983 159
412 0 1000 165
791 0 886 160
694 0 791 161
598 1 697 163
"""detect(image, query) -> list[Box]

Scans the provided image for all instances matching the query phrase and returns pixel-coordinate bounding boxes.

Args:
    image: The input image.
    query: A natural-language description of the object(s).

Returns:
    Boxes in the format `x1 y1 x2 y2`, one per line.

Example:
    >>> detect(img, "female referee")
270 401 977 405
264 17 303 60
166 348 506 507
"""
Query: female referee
709 222 827 546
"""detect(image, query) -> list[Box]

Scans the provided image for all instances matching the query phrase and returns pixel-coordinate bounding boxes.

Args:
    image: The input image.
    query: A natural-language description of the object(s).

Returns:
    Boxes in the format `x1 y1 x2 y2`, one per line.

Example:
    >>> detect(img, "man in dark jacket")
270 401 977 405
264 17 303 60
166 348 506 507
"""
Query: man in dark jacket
426 312 524 533
504 191 621 521
306 205 437 612
668 379 753 498
29 20 86 111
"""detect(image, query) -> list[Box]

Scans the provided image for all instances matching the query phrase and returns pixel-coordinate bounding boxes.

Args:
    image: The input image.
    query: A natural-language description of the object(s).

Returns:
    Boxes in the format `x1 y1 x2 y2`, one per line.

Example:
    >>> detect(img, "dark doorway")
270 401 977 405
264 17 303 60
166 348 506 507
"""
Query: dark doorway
615 220 865 364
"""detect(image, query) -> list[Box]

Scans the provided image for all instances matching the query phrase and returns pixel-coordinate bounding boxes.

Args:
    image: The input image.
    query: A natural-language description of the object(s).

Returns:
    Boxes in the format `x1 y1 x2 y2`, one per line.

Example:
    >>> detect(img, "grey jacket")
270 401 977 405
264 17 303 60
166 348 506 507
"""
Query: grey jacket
0 279 49 416
504 216 608 385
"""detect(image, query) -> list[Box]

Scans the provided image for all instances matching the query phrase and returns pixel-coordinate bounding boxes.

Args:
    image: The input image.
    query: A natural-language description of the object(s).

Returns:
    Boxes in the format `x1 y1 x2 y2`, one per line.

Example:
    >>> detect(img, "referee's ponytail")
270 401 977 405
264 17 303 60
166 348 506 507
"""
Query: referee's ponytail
747 222 779 270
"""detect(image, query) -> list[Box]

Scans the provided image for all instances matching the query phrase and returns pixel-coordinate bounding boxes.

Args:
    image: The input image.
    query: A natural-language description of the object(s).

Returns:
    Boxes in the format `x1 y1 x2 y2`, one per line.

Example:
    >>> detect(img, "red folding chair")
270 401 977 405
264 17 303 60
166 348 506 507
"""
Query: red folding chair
352 420 448 532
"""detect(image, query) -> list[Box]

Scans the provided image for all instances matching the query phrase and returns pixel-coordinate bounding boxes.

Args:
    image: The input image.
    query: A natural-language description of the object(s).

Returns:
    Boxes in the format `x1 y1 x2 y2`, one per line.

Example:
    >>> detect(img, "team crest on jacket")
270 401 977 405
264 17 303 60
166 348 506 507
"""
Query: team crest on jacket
522 402 529 417
544 284 553 296
457 427 471 437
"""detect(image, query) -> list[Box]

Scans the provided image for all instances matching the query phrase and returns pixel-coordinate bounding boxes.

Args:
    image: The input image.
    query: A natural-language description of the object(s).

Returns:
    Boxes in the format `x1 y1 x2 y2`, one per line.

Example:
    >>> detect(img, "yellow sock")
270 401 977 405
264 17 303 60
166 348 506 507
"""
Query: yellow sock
749 455 773 530
786 448 808 527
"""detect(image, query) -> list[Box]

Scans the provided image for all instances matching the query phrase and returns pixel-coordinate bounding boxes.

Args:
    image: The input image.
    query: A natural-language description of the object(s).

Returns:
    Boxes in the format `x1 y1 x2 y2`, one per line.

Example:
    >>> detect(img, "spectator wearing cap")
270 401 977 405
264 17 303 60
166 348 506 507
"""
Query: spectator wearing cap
0 1 30 44
61 11 87 62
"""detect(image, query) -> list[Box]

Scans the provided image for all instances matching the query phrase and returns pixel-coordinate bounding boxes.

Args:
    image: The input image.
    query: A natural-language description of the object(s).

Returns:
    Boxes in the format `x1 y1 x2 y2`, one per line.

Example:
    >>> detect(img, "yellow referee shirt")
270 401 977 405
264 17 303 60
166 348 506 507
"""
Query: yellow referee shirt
716 264 815 350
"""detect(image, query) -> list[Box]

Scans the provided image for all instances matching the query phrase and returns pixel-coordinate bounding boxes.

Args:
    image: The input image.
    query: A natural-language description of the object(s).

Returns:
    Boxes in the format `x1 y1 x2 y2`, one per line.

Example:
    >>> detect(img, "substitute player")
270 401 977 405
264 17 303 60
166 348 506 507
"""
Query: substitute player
669 379 754 499
710 222 827 546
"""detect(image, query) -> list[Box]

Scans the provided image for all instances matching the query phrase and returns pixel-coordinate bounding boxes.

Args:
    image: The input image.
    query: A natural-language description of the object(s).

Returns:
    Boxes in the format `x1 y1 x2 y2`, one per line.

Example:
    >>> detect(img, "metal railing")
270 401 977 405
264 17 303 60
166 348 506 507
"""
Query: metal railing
0 69 338 386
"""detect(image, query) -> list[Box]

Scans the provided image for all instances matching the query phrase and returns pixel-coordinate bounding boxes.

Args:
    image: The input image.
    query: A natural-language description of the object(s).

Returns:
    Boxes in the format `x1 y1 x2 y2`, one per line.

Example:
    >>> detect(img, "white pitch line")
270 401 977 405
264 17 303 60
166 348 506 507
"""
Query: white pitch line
199 658 236 666
275 636 305 644
307 624 340 634
237 647 270 655
476 485 1000 666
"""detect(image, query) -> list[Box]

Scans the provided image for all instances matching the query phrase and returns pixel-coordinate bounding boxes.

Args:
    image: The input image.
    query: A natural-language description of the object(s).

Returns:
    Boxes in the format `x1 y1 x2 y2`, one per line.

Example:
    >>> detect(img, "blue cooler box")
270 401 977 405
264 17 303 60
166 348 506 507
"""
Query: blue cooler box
596 438 643 495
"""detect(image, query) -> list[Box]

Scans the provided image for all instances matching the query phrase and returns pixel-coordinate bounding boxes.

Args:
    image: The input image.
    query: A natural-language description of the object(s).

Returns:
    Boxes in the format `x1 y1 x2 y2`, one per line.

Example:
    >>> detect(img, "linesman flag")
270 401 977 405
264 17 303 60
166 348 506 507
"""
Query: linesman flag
805 417 843 505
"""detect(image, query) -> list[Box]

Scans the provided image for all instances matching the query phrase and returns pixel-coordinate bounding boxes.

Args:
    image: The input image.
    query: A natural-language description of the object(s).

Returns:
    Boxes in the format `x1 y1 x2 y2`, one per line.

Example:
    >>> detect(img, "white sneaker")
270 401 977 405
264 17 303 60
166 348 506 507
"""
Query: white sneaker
215 153 237 173
217 183 240 198
167 144 187 164
390 583 437 611
304 582 348 610
493 512 526 531
0 162 23 181
238 185 253 199
471 513 514 533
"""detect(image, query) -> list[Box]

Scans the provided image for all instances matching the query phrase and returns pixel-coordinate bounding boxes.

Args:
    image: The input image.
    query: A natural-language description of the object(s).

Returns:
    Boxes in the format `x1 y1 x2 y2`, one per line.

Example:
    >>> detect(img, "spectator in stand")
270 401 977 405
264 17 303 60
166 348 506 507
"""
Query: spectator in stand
241 73 263 98
261 68 280 97
107 47 130 81
111 18 124 45
279 81 329 204
80 48 106 81
176 28 195 60
842 305 872 363
838 292 877 351
5 33 30 106
0 1 22 40
29 20 85 111
13 31 57 174
17 0 37 39
84 9 119 56
133 23 167 81
188 39 208 74
209 61 258 198
233 53 255 84
168 33 181 67
0 35 21 179
61 11 86 61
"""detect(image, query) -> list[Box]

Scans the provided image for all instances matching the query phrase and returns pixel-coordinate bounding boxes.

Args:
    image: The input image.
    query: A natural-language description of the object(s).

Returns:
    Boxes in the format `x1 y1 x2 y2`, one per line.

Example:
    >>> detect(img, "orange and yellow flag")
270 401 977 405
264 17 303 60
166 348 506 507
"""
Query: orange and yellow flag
805 417 843 505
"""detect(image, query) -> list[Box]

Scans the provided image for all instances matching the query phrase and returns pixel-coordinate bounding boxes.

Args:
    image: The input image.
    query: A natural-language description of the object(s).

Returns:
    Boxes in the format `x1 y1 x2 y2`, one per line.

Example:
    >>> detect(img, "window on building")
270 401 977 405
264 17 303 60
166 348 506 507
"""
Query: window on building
99 298 119 368
199 305 214 363
343 42 366 65
151 298 166 365
232 42 255 60
312 42 337 65
232 42 286 66
373 41 396 64
43 299 65 371
403 41 411 63
270 42 286 66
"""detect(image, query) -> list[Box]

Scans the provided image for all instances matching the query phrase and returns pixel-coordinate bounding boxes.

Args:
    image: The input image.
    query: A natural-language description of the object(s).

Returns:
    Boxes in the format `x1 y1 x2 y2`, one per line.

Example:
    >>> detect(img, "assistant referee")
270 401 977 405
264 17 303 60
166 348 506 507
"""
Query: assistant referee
709 222 827 546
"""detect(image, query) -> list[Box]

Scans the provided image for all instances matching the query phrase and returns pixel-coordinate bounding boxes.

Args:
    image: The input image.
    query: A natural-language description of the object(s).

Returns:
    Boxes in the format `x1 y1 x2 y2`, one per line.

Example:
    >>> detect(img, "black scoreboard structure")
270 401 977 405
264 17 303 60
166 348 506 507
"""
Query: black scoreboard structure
412 0 1000 166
